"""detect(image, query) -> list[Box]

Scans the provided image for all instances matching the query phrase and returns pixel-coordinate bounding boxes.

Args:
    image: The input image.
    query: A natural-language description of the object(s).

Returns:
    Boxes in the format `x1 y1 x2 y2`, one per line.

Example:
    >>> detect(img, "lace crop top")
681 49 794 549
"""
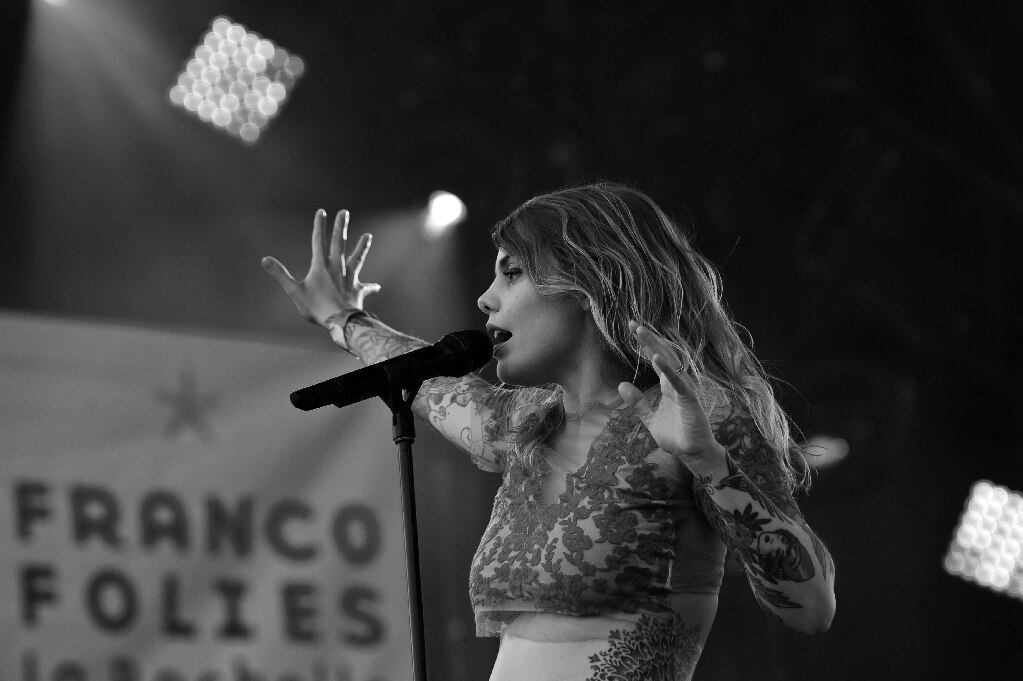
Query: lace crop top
469 398 725 636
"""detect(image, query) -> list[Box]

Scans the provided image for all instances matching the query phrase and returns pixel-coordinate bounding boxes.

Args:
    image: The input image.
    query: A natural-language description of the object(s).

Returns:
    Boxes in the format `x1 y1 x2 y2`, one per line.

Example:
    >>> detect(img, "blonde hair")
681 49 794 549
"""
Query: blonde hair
491 182 809 492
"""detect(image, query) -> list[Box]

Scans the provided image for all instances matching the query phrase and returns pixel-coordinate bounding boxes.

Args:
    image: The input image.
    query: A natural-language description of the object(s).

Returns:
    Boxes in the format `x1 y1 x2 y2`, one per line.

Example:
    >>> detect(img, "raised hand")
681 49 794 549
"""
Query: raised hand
261 209 381 326
617 321 723 468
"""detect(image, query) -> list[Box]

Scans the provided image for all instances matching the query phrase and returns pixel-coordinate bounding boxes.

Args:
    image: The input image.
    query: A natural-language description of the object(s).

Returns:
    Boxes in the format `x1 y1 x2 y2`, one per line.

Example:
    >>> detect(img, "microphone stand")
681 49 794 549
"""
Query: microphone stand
378 363 428 681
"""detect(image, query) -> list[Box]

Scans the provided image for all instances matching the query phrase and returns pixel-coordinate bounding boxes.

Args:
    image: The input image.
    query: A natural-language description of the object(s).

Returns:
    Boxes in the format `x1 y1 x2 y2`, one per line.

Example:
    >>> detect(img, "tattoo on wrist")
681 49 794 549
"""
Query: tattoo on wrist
712 412 802 517
344 316 428 362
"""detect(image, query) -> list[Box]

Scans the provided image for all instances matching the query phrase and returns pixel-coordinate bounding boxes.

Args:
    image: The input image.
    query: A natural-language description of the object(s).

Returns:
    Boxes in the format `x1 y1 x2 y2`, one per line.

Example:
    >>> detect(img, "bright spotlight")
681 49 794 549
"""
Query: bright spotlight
169 17 305 144
802 434 849 470
42 0 68 6
423 191 467 239
944 480 1023 602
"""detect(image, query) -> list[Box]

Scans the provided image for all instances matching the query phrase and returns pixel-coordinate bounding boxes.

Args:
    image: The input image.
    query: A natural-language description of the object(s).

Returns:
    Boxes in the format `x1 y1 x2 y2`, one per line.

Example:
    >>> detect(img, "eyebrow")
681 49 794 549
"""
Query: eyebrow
495 253 511 274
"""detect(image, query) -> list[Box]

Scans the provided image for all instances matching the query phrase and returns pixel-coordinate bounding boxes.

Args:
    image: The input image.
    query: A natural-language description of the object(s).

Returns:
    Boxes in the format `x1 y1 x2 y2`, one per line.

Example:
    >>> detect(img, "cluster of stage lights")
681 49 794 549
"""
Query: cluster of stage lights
944 480 1023 601
169 17 304 144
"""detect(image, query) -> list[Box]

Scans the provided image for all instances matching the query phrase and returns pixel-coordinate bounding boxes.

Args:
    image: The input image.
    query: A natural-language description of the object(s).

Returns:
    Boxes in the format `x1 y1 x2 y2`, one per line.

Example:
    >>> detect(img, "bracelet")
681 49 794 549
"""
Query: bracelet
323 308 378 353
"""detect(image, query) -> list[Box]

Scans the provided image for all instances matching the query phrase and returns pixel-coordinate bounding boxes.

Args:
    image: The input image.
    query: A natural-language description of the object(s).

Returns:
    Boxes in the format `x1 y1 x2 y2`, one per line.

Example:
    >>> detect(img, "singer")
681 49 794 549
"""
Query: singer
261 183 836 681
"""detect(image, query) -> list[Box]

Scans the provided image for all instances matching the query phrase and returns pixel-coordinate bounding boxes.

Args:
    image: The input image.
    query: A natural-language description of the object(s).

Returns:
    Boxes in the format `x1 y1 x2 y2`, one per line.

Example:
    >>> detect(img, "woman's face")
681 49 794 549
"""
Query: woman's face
477 249 590 387
757 531 789 557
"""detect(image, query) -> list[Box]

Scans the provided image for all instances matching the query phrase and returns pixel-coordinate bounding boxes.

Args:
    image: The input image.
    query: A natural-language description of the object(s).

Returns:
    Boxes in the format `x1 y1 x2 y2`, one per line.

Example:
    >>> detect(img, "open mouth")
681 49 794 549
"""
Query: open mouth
487 324 513 349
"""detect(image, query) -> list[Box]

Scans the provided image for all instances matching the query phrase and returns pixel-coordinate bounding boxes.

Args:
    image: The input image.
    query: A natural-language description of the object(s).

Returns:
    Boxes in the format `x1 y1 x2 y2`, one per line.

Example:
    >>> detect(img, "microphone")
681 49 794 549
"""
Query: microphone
290 330 493 411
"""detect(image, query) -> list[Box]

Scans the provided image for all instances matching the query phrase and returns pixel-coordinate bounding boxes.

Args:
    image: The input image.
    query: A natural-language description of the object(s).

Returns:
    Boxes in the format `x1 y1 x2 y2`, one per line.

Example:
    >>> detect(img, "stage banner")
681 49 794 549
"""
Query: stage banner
0 311 411 681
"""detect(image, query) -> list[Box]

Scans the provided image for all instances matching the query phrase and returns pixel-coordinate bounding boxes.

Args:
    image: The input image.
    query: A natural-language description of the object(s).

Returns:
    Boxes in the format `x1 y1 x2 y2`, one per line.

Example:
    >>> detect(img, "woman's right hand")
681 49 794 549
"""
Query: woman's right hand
261 209 381 326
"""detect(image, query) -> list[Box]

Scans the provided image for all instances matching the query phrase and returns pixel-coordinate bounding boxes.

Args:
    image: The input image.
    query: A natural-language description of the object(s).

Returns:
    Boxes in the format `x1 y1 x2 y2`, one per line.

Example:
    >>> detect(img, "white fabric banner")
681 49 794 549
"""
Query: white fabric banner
0 311 412 681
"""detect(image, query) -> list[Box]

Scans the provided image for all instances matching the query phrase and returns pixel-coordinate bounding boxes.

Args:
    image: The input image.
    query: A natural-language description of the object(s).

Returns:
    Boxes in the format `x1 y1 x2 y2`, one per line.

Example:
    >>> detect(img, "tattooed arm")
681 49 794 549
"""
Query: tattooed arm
692 411 836 634
261 209 519 472
621 322 835 633
341 314 520 472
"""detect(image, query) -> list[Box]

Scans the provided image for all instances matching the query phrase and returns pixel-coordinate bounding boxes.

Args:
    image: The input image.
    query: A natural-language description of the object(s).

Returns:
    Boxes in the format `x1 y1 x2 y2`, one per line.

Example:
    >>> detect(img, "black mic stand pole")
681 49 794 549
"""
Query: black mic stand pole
378 363 428 681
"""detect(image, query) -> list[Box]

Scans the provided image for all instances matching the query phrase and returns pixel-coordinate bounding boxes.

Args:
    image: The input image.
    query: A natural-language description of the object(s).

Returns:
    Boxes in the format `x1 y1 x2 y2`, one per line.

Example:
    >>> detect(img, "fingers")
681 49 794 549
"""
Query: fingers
631 321 694 380
329 210 349 273
260 256 298 292
310 209 330 268
618 381 645 407
347 233 373 280
631 321 676 360
651 353 681 379
650 352 700 406
618 381 655 420
630 320 685 378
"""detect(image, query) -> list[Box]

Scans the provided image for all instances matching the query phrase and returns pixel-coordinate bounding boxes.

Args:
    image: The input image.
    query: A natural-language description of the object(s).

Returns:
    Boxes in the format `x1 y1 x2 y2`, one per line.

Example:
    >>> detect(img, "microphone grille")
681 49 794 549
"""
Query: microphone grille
439 330 494 373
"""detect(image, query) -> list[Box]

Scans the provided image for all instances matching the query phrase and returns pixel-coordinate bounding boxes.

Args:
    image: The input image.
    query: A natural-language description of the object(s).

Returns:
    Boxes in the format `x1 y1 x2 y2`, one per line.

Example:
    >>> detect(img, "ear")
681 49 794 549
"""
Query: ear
580 295 592 312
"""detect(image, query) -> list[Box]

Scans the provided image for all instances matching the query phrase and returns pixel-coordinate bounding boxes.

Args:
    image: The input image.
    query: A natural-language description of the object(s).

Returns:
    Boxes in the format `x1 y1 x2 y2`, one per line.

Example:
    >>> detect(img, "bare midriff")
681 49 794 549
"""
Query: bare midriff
503 592 719 645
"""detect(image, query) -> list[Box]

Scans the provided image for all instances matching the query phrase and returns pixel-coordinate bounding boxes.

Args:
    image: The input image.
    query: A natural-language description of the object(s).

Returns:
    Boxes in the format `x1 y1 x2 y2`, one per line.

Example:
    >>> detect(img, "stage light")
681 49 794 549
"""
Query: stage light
169 17 304 144
423 191 467 239
802 434 849 470
944 480 1023 601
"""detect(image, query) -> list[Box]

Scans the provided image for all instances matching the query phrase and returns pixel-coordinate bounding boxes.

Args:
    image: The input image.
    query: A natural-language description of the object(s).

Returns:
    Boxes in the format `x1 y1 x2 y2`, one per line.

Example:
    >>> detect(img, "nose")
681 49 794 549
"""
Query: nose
477 281 499 315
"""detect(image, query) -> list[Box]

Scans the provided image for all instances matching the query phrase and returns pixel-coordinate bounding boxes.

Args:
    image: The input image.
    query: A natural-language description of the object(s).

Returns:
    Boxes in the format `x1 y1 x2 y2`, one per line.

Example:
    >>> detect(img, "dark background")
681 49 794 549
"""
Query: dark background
2 0 1021 678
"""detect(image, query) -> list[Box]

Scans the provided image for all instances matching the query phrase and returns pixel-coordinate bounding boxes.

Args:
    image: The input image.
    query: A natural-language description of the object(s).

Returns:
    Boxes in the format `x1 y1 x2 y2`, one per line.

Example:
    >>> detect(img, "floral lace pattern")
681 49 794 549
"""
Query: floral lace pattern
471 401 699 622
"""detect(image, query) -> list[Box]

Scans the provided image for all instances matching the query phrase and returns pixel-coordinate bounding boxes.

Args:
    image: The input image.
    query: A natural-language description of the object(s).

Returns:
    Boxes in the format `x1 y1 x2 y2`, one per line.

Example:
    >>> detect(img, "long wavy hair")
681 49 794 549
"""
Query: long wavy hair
491 182 809 493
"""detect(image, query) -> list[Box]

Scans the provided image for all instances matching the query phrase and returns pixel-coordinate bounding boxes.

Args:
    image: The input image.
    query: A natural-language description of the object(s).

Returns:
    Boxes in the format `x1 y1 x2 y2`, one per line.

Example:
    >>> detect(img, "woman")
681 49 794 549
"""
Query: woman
262 183 836 680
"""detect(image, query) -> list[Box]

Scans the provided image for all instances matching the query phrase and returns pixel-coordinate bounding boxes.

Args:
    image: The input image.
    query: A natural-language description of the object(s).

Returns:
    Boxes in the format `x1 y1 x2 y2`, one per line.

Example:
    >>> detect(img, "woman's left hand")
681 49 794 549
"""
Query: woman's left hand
617 321 725 469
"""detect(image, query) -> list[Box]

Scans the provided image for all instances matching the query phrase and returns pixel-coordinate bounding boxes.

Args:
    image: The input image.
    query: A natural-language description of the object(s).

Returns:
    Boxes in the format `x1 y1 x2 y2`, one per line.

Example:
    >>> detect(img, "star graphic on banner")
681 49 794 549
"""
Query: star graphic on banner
155 368 220 443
